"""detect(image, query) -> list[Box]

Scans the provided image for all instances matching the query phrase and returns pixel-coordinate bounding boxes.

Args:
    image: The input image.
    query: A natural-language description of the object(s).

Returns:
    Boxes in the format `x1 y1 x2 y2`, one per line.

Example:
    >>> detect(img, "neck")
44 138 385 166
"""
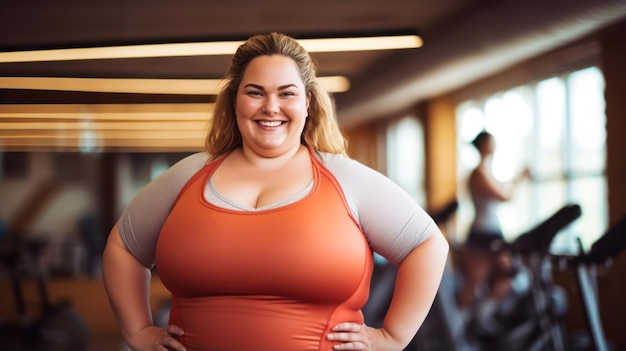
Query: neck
480 155 493 167
240 144 305 171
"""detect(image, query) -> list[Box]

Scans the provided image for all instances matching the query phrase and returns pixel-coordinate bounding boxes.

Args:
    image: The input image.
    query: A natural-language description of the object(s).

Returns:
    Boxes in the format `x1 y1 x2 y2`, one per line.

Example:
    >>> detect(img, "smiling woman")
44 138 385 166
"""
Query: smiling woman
102 32 448 351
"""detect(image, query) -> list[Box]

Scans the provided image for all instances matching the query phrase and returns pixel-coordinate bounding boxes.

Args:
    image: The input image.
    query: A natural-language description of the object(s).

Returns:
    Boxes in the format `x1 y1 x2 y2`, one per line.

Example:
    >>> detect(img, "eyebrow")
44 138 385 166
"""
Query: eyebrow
243 83 299 91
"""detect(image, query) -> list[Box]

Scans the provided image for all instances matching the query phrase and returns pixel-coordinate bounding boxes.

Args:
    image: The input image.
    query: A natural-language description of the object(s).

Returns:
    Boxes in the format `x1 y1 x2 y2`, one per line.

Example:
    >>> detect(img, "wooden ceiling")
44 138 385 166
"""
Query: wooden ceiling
1 0 624 152
0 0 476 100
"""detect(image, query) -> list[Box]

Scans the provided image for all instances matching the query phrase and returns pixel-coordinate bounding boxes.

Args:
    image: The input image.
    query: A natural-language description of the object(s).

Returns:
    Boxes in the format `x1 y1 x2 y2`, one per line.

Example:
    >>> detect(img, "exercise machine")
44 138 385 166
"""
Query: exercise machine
0 238 89 351
486 204 581 351
557 214 626 351
409 203 582 351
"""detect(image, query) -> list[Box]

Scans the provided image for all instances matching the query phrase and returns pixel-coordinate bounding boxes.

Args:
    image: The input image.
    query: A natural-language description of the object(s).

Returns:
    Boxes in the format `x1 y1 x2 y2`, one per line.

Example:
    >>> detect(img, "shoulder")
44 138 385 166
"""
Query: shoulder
469 165 489 182
166 152 211 179
315 151 436 265
313 150 407 201
140 151 211 201
116 151 210 268
315 151 378 178
315 151 351 167
176 151 210 169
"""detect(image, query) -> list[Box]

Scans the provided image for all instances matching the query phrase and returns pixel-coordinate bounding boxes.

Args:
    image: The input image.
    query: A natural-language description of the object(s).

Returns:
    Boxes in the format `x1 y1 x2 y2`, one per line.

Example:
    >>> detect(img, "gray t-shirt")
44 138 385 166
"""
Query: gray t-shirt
118 150 435 267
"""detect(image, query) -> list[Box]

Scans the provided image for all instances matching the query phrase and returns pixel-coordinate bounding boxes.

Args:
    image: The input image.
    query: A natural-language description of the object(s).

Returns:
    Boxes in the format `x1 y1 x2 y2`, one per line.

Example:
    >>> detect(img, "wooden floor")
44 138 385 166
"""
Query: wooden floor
0 276 169 351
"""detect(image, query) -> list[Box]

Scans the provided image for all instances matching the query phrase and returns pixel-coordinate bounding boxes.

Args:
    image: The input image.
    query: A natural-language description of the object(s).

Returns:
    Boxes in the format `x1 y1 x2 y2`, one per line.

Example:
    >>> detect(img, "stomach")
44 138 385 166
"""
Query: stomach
169 295 363 351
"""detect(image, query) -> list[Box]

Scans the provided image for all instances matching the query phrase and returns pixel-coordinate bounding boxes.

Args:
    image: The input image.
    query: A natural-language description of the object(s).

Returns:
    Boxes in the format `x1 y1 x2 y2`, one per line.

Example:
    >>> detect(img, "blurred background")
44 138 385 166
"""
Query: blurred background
1 0 625 350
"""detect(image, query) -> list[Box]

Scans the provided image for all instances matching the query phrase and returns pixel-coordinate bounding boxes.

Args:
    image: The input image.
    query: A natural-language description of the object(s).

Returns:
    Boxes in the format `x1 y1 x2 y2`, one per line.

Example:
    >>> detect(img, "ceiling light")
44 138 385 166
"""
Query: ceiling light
0 103 212 151
0 103 213 120
0 76 350 94
0 35 422 63
0 121 208 131
301 35 422 52
0 77 224 95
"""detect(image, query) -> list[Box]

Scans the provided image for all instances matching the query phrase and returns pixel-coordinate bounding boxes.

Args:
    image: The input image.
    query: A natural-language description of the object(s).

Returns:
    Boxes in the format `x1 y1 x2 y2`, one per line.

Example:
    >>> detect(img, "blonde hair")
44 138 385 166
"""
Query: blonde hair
205 32 347 160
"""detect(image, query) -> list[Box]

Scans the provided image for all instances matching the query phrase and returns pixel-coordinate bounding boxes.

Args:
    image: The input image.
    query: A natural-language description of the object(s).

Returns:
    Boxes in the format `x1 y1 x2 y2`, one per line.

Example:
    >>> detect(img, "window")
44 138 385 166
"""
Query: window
386 116 426 206
456 66 607 253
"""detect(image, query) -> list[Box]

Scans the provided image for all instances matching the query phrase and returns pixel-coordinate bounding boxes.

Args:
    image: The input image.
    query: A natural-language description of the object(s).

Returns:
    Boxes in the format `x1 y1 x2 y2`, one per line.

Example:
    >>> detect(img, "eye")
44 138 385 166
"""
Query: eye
280 91 296 97
246 90 263 97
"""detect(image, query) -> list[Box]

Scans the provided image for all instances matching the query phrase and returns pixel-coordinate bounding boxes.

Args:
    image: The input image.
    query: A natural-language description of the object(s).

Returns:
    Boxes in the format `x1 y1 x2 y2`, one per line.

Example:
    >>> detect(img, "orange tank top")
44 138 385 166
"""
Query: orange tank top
155 152 373 351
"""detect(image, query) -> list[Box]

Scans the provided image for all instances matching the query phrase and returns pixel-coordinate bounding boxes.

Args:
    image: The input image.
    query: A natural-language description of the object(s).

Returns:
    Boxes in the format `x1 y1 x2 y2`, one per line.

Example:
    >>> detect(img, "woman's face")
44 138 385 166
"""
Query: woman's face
235 55 310 158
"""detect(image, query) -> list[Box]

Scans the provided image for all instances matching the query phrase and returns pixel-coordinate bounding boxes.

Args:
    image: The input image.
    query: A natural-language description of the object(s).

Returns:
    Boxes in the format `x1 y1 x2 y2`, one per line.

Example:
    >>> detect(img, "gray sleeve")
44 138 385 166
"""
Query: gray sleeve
118 152 209 268
320 153 436 266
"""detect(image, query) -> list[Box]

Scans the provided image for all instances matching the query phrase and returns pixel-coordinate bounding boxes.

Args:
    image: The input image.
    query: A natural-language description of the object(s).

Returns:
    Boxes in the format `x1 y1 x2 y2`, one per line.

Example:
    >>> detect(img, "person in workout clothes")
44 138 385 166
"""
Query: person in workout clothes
103 32 449 351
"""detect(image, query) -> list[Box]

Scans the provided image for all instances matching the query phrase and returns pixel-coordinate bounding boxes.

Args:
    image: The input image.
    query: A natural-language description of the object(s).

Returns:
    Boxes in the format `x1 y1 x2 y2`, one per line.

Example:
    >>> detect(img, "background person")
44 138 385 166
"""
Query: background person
457 131 530 326
103 32 449 351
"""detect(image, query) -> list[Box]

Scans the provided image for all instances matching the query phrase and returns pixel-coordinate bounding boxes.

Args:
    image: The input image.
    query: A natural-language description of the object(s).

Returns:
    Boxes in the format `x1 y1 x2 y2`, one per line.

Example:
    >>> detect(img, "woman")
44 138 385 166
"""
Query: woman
103 32 449 351
458 131 529 313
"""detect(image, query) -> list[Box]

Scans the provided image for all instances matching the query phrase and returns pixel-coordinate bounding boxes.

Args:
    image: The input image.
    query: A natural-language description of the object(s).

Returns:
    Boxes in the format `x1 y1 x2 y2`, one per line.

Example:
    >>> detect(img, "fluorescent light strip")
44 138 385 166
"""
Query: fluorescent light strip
0 121 208 131
0 103 218 152
0 76 350 94
0 131 206 151
0 41 244 63
1 130 205 139
0 136 205 150
302 35 422 52
0 35 422 63
0 77 224 95
0 103 213 120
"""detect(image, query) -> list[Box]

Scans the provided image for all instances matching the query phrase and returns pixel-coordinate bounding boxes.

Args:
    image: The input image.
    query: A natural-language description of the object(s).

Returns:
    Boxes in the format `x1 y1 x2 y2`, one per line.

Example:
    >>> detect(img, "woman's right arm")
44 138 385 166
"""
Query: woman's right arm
102 223 186 351
102 152 208 350
471 167 528 202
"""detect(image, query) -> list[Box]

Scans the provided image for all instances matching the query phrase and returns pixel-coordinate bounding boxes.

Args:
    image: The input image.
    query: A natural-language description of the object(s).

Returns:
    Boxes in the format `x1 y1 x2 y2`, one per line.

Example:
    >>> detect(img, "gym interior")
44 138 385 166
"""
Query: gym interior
1 2 625 351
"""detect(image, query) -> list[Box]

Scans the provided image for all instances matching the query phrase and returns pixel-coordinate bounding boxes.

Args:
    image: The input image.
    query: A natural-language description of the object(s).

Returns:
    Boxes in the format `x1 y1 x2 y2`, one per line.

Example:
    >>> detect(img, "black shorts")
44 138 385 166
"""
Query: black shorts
465 229 505 250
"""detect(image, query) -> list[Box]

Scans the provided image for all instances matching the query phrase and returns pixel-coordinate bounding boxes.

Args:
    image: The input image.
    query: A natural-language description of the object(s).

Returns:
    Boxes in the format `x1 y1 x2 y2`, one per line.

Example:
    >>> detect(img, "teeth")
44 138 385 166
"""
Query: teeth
258 120 282 127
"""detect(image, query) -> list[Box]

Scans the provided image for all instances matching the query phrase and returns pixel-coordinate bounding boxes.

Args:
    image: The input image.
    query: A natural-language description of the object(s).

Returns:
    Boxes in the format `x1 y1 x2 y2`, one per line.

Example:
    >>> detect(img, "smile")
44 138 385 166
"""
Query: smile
258 120 284 127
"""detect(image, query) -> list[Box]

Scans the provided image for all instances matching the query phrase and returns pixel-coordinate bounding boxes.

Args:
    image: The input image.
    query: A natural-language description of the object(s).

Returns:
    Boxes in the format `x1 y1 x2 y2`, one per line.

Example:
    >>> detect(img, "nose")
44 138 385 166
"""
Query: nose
262 95 279 115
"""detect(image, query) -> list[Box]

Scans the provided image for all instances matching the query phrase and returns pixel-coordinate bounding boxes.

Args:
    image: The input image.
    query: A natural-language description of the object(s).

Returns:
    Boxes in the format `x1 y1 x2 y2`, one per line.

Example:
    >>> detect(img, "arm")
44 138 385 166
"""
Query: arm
102 223 152 342
102 153 208 350
381 229 449 346
320 154 449 350
471 166 528 202
328 230 449 350
103 223 186 351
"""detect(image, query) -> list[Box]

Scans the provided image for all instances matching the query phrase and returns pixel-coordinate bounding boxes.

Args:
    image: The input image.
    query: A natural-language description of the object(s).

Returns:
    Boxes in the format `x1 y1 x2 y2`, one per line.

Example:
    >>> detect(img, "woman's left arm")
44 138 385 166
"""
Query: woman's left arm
328 229 449 350
381 229 449 347
321 154 449 349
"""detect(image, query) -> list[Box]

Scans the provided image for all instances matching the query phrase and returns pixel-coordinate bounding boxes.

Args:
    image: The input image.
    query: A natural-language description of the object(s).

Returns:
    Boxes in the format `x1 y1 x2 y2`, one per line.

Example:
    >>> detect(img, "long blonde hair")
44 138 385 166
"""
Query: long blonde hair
205 32 347 160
